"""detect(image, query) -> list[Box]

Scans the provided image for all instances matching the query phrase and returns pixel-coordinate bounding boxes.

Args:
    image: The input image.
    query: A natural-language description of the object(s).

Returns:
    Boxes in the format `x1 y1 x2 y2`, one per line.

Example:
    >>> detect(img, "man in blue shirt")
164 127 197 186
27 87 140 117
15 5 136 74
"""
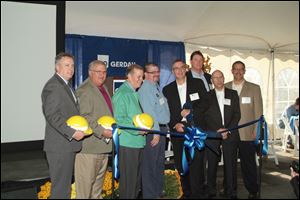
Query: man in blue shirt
138 63 170 199
283 97 299 122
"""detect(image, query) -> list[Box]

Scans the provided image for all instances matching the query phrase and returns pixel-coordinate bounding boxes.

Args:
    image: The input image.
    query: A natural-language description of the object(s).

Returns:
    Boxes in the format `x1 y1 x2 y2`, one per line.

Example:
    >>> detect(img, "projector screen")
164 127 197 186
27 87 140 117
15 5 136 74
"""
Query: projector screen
1 1 64 143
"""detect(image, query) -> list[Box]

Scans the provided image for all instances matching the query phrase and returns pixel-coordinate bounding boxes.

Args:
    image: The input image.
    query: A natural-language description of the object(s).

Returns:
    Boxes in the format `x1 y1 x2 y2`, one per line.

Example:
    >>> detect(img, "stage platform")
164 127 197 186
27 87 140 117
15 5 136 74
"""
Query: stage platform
1 144 298 199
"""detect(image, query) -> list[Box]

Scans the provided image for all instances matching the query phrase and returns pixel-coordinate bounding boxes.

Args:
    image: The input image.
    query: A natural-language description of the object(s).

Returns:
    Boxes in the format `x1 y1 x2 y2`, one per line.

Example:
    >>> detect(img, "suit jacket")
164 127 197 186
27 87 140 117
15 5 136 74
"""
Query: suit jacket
42 74 82 152
225 81 263 141
163 77 209 132
204 88 241 142
76 78 113 154
186 70 212 91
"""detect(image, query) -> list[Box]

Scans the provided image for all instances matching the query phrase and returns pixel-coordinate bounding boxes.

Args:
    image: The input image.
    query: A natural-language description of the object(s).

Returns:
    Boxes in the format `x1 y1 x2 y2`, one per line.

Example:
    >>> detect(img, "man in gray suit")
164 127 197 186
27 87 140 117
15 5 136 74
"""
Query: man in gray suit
225 61 263 199
42 52 85 199
75 60 113 199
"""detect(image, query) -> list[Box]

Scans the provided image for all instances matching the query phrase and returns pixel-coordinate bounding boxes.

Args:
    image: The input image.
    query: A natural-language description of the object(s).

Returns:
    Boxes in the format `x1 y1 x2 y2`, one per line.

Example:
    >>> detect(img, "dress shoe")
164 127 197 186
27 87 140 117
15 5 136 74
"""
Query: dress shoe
248 192 258 199
208 193 216 199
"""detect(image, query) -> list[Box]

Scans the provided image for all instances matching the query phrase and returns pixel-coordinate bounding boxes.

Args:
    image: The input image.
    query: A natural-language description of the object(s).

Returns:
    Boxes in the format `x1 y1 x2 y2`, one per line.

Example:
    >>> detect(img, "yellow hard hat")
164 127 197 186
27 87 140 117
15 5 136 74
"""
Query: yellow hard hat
97 116 116 130
66 115 93 135
133 113 154 129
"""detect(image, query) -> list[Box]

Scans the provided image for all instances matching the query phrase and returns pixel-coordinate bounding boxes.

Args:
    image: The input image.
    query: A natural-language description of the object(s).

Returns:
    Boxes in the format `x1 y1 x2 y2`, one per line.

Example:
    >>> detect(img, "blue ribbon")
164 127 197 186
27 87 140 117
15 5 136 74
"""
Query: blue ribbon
111 115 269 178
255 116 268 156
181 126 207 175
112 125 120 179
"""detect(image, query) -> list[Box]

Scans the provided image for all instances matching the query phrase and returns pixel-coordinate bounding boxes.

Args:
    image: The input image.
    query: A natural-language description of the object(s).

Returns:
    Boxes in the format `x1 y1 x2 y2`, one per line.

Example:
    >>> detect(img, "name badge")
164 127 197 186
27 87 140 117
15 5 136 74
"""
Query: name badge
190 93 199 101
159 97 165 105
242 97 251 104
209 84 213 90
224 98 231 106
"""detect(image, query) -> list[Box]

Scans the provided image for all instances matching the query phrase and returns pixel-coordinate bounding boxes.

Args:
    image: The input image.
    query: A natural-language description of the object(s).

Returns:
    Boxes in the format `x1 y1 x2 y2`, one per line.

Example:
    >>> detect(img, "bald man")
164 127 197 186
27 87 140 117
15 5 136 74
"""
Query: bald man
204 70 241 198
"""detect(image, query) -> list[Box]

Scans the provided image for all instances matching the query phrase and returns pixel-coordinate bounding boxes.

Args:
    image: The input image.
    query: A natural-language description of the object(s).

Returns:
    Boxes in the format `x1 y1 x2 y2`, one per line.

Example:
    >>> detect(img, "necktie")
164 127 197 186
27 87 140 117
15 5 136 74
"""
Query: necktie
68 83 77 103
98 86 113 115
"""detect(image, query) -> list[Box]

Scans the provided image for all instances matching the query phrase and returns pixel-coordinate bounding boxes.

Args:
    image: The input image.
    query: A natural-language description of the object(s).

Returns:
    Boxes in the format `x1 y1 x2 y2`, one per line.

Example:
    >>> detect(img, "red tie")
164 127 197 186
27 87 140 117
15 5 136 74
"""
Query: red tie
98 86 113 115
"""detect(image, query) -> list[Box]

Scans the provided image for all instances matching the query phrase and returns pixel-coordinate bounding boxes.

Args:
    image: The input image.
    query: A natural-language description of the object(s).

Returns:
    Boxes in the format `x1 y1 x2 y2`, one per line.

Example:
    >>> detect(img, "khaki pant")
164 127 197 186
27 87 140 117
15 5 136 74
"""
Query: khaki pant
75 153 108 199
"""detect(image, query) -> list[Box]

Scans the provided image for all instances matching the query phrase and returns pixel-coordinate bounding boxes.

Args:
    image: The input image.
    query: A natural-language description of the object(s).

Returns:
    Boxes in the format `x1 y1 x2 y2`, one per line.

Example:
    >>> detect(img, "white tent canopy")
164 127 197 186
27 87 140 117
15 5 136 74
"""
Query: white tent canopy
66 1 299 138
66 1 299 53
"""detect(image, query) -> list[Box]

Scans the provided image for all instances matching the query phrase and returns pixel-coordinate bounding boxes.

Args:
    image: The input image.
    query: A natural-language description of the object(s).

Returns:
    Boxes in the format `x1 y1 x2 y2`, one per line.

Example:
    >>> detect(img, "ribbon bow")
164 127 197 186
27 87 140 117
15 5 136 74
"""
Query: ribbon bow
181 126 207 175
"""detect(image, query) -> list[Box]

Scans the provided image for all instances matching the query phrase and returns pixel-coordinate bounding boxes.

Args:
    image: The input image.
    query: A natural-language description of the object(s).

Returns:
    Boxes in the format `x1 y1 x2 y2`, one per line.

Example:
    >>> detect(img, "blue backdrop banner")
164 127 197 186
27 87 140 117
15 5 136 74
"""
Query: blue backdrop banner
65 34 185 89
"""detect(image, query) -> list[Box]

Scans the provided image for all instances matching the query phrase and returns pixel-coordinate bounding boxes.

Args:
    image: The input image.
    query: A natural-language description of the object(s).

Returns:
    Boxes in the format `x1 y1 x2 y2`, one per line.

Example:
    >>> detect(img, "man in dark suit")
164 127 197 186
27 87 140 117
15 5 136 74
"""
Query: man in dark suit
41 52 85 199
204 70 240 198
186 50 212 92
163 59 209 198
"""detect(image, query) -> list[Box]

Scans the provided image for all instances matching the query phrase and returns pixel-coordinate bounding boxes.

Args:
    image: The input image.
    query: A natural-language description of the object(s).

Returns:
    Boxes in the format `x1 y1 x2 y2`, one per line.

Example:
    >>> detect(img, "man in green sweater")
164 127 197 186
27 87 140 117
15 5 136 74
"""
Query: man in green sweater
112 64 145 199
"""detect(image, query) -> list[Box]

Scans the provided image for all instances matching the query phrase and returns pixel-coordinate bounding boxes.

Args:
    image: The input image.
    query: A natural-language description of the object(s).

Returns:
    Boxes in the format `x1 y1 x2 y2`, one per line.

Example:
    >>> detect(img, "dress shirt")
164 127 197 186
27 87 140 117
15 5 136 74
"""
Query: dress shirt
56 73 77 102
191 69 210 92
177 80 187 122
215 89 225 126
138 80 170 131
232 80 244 96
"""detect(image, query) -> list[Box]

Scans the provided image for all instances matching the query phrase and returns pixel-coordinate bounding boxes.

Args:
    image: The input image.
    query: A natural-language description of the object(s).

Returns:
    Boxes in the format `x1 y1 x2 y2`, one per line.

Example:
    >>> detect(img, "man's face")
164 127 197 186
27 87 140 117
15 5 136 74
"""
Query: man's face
232 63 245 82
145 65 160 83
56 56 74 81
128 68 144 89
89 64 107 87
172 61 186 80
190 54 204 72
211 70 224 90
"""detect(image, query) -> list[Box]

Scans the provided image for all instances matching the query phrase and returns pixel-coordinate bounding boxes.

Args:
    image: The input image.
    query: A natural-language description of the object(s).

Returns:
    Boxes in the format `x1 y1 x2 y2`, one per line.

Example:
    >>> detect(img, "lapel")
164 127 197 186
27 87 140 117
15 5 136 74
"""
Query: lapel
54 74 78 107
172 81 182 109
212 89 223 125
240 81 248 97
224 88 231 126
88 79 112 115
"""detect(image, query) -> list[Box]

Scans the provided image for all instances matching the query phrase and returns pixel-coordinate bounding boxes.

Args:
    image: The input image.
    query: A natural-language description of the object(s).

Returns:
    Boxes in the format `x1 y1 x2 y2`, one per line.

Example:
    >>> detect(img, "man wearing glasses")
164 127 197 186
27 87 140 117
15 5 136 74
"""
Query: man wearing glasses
75 60 113 198
163 60 209 198
138 63 170 199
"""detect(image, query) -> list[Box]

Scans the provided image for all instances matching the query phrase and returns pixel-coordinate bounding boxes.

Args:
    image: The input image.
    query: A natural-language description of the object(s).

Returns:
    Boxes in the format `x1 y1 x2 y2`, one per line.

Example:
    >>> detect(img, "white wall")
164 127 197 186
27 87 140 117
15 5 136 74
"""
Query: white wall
1 2 56 142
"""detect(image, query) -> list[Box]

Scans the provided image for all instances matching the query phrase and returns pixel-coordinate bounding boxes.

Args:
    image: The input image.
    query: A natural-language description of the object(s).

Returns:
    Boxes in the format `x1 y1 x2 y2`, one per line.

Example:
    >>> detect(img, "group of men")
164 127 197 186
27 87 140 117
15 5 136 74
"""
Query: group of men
42 51 263 199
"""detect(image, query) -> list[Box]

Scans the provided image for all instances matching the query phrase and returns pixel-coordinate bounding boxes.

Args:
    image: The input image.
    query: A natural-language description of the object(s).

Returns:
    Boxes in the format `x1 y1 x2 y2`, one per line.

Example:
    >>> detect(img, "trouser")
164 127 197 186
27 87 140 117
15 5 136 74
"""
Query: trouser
239 141 258 193
171 137 206 198
206 139 221 195
46 152 75 199
74 153 108 199
142 134 166 199
222 140 239 197
119 146 143 199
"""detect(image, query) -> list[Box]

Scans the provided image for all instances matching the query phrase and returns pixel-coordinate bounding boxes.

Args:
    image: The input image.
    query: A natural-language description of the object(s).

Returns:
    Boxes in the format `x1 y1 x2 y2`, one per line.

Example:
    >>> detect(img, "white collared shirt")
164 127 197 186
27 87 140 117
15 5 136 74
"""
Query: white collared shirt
232 80 244 96
215 89 225 126
177 80 187 122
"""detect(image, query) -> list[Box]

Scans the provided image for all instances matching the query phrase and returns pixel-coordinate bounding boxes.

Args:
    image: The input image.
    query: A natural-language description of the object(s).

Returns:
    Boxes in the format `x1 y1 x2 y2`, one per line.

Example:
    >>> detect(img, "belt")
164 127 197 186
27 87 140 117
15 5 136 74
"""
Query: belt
159 124 168 127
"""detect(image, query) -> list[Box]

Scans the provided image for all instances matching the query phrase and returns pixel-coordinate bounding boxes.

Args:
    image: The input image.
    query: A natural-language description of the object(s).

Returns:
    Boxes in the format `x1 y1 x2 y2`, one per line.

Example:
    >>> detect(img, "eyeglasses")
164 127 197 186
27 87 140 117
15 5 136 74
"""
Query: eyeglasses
90 70 107 74
146 70 160 74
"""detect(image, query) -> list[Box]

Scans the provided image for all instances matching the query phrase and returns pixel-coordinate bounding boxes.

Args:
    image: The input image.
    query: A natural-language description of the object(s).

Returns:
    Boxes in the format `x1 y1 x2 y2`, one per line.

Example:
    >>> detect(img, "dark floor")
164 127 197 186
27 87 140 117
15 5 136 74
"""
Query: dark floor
1 144 299 199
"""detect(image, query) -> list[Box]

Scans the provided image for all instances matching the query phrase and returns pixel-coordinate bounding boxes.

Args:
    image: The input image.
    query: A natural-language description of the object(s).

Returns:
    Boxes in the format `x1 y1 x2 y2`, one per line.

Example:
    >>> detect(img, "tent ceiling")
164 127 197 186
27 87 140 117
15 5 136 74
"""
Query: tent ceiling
66 1 299 52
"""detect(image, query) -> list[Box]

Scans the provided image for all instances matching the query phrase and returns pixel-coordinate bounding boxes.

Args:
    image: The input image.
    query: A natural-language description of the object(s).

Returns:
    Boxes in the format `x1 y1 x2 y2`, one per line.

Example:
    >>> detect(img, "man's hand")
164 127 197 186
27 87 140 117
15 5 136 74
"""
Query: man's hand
290 167 299 178
151 135 160 147
181 109 190 118
102 129 112 138
72 130 85 141
217 128 228 140
175 123 185 133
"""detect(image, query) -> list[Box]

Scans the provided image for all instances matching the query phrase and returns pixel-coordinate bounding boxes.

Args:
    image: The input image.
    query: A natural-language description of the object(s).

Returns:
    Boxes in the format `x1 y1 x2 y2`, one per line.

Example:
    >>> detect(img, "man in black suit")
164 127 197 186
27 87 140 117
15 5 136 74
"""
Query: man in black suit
42 52 85 198
186 50 212 92
204 70 241 198
163 60 209 198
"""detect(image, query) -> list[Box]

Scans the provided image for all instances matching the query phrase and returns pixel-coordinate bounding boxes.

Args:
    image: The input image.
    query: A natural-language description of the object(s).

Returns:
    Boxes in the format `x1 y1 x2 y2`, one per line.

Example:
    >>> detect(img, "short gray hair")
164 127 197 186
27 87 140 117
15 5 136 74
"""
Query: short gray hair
55 52 74 65
88 60 107 71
